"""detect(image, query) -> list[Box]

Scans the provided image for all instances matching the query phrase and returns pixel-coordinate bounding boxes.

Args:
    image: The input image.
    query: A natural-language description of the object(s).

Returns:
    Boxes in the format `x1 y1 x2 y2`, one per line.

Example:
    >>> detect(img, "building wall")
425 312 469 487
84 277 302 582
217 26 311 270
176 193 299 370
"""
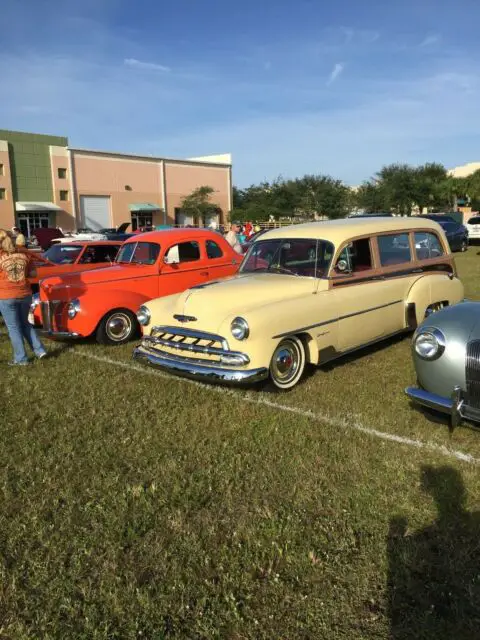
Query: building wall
448 162 480 178
164 162 230 222
72 151 231 227
71 152 165 228
50 146 75 230
0 140 15 229
0 130 68 202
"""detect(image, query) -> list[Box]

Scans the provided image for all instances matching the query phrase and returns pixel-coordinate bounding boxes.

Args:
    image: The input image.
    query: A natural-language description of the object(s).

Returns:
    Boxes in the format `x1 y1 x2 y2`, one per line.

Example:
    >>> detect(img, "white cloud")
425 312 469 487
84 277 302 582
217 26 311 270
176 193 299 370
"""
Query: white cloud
420 34 441 47
124 58 170 72
327 63 344 85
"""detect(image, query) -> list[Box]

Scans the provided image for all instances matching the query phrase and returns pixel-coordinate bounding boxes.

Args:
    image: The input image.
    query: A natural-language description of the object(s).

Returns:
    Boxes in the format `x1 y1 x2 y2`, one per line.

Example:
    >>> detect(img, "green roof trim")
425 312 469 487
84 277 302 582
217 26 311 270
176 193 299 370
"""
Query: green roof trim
129 202 162 212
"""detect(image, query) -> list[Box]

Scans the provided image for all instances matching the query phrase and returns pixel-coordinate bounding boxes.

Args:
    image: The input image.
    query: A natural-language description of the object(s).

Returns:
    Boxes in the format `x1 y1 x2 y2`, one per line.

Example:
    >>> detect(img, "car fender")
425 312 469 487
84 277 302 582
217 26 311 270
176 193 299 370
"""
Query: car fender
406 273 464 326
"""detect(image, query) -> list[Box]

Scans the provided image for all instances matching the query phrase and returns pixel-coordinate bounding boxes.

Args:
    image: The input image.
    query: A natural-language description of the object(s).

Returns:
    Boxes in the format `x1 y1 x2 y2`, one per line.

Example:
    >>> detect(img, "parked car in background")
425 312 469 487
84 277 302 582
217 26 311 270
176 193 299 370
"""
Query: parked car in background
31 229 242 345
406 302 480 428
99 222 136 242
51 230 108 244
31 227 65 250
133 217 463 389
466 214 480 243
28 241 122 293
435 219 468 252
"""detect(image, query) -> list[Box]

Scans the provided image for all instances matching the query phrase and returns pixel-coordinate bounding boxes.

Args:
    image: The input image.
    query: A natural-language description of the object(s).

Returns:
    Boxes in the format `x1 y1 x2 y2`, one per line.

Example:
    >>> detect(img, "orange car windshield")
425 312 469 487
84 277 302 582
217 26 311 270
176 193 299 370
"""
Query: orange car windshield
116 241 160 265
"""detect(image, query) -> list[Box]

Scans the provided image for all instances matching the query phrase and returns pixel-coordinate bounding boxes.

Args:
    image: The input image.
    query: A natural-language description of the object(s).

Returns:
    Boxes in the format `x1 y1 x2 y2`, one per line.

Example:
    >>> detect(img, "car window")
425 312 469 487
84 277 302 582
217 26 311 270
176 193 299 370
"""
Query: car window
414 232 444 259
43 245 83 264
206 240 223 259
468 216 480 225
116 242 160 265
79 245 119 264
377 233 412 266
165 241 201 264
241 238 333 277
334 238 372 274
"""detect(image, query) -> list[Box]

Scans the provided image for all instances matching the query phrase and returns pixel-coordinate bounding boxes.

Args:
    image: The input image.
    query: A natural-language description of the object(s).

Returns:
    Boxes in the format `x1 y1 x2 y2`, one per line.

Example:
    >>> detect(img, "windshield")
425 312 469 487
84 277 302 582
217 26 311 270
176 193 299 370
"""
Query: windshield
116 241 160 265
468 217 480 225
44 245 83 264
241 238 334 277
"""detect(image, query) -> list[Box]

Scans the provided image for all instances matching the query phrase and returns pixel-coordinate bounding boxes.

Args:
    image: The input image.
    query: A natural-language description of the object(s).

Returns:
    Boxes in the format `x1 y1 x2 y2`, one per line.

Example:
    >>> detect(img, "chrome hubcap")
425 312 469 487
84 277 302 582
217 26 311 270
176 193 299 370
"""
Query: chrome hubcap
106 313 132 341
272 342 300 383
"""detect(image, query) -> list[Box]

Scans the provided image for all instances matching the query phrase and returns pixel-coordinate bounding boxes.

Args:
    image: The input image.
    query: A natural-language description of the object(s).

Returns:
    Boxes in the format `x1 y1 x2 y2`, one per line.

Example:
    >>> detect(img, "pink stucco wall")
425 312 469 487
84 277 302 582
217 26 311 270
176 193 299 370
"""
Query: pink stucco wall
0 148 15 230
164 162 230 223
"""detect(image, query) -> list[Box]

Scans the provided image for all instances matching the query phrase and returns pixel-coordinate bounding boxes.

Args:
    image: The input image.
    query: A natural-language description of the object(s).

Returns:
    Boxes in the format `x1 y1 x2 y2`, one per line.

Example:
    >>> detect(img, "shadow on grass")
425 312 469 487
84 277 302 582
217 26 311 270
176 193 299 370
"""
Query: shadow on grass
388 466 480 639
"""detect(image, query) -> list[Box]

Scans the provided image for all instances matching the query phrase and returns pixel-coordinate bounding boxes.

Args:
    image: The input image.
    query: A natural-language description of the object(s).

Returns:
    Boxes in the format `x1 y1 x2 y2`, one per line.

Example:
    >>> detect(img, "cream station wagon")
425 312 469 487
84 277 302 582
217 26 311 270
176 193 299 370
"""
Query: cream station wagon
133 218 464 389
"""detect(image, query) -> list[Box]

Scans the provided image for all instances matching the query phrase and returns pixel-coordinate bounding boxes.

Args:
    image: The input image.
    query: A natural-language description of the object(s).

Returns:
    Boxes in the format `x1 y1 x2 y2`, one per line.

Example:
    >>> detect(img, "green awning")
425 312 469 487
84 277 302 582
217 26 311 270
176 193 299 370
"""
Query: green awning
129 202 161 213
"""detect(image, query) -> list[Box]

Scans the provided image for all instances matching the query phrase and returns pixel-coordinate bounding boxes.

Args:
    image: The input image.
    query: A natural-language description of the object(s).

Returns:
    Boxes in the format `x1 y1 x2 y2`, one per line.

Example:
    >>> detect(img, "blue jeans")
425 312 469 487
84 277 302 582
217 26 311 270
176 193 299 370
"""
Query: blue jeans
0 295 46 364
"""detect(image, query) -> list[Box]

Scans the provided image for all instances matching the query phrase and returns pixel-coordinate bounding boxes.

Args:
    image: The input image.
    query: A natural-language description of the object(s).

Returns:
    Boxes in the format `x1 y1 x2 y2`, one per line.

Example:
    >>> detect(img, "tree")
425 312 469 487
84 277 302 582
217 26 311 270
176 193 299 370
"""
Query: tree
375 164 418 215
414 163 449 212
354 181 389 212
179 186 221 225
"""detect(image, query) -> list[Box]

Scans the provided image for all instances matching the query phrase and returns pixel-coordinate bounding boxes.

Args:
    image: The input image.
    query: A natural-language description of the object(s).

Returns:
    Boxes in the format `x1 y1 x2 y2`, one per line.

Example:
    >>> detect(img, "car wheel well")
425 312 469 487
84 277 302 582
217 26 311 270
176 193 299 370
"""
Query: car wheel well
95 307 140 345
295 332 316 364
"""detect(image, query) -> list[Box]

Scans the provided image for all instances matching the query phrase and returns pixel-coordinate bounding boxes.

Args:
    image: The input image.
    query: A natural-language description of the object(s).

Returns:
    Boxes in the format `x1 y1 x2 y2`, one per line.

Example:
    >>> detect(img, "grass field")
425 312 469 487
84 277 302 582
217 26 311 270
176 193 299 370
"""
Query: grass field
2 248 480 639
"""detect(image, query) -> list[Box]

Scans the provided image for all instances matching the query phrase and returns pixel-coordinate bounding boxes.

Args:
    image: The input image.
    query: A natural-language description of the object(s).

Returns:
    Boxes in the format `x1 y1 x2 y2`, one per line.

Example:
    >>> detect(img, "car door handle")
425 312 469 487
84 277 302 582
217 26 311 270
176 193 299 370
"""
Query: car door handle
199 271 209 276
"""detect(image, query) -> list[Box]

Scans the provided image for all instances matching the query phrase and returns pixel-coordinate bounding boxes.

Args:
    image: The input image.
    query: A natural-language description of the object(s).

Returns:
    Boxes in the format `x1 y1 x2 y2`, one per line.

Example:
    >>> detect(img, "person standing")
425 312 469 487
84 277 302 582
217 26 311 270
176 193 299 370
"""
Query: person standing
11 226 26 249
224 221 243 254
0 229 47 365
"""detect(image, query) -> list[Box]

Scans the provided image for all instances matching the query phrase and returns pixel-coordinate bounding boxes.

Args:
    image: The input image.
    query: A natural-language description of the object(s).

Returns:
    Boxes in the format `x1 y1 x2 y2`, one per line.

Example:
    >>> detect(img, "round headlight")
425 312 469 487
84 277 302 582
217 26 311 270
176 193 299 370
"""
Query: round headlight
231 317 249 340
414 328 445 360
67 299 81 319
137 305 151 327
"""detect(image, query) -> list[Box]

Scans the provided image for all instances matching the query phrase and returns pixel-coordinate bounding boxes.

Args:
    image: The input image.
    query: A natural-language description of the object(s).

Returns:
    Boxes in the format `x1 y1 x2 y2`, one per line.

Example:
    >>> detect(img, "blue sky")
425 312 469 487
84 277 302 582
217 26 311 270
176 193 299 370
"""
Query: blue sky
2 0 480 186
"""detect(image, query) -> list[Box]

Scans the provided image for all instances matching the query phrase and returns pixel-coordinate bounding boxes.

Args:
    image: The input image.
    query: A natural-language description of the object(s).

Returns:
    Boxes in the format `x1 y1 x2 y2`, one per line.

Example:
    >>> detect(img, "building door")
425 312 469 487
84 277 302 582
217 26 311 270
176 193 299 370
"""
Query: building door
80 196 111 231
17 212 50 237
131 211 153 231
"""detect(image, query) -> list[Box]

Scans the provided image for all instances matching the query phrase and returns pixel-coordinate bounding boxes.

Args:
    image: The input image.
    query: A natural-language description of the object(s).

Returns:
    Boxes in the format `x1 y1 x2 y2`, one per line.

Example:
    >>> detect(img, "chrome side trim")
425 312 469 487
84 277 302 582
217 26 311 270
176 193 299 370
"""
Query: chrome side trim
273 299 403 339
39 330 80 339
133 346 268 385
152 325 229 350
143 335 249 363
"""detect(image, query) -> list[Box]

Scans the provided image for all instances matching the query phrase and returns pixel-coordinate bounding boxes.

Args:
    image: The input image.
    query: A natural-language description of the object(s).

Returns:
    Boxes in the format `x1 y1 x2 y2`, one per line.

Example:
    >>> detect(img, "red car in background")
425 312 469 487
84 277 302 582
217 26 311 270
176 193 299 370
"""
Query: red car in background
29 241 122 293
31 229 242 345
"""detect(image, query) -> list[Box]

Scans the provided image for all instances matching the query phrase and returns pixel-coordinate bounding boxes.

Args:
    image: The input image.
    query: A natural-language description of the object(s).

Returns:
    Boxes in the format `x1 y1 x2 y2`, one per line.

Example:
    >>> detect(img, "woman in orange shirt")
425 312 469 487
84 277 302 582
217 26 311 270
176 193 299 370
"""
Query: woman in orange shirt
0 229 46 365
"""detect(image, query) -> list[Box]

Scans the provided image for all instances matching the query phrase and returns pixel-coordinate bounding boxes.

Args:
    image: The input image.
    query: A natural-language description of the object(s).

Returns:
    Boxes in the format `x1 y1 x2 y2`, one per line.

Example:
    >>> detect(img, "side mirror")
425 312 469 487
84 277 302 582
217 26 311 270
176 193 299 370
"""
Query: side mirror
336 259 350 273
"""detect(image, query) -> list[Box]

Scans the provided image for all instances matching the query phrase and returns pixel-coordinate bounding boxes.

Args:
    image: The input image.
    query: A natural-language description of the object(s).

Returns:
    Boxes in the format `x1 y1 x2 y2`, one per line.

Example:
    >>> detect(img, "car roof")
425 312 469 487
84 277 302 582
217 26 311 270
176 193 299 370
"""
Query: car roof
123 228 223 243
260 216 443 243
50 240 122 247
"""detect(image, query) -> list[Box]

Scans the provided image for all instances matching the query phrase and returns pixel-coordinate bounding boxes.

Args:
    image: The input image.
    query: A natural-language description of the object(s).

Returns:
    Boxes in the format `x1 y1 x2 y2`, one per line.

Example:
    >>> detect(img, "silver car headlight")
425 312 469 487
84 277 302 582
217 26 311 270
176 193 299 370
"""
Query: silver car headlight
231 317 249 340
67 299 81 319
414 328 446 361
137 305 151 326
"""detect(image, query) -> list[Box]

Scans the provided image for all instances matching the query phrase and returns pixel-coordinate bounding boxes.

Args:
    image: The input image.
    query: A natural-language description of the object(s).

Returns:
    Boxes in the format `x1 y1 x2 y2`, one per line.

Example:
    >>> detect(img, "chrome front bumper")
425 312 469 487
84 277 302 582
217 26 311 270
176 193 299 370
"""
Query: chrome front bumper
405 386 480 426
133 345 269 385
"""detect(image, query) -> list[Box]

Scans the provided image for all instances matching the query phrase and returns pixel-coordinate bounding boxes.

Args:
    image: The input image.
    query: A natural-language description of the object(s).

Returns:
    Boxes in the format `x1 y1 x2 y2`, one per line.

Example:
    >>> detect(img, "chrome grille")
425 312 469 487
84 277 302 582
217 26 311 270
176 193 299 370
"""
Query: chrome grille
40 300 63 332
465 340 480 409
142 326 249 366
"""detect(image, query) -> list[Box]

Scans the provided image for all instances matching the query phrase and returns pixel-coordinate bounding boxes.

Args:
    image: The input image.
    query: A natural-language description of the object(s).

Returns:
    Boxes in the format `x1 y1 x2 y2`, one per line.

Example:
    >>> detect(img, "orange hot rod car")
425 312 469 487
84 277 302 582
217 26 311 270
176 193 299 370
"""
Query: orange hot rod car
31 229 242 345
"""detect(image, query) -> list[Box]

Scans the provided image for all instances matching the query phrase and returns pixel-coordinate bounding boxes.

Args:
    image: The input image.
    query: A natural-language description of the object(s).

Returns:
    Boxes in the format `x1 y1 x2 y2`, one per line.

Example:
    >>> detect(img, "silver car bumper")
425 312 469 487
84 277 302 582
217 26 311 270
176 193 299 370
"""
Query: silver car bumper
405 386 480 426
133 345 269 385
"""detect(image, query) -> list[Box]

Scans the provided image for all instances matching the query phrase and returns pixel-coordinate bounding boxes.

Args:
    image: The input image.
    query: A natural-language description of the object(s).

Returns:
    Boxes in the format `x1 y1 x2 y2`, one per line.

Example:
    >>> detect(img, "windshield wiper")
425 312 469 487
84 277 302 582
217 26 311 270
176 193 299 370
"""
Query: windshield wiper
268 265 299 276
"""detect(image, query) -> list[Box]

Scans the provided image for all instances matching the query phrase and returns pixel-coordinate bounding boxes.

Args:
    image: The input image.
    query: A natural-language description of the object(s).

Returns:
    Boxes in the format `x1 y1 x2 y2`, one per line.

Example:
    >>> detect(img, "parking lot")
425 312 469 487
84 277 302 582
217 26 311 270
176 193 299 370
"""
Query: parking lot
2 248 480 638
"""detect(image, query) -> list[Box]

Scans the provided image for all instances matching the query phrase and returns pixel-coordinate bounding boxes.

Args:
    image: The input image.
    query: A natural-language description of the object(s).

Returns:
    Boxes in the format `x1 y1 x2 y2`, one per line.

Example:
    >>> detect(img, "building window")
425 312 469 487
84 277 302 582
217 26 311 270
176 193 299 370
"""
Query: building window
0 188 6 200
0 164 4 176
58 168 67 179
60 190 68 201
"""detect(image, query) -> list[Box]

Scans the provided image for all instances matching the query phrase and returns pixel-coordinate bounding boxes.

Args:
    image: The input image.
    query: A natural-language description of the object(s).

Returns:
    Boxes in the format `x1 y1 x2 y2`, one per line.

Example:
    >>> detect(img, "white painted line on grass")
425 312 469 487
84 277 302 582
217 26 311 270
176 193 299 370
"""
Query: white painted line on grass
75 351 480 466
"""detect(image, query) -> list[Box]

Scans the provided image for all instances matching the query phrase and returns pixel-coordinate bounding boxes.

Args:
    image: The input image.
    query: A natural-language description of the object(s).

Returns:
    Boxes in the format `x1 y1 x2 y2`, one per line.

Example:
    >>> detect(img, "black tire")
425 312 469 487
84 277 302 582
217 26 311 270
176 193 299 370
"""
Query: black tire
461 238 468 252
96 309 139 345
268 336 306 390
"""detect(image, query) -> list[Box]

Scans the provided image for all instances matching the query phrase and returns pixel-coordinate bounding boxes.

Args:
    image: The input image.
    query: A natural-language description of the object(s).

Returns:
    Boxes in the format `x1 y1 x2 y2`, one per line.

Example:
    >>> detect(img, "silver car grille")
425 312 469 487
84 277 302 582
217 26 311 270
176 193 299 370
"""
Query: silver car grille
142 326 249 366
465 340 480 409
40 300 63 332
